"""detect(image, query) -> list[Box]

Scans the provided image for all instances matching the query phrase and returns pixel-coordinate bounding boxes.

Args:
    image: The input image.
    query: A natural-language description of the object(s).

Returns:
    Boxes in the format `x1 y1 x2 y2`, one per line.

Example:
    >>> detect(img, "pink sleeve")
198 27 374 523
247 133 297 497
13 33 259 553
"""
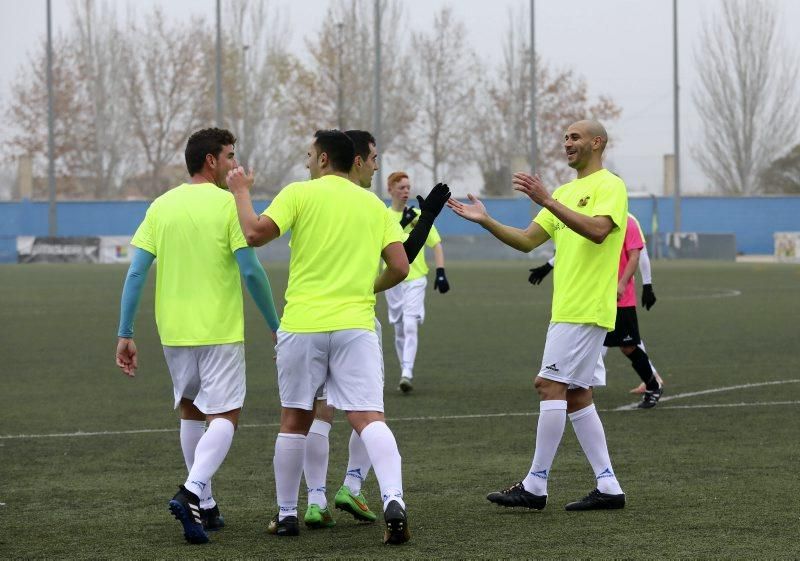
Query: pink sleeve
624 216 644 252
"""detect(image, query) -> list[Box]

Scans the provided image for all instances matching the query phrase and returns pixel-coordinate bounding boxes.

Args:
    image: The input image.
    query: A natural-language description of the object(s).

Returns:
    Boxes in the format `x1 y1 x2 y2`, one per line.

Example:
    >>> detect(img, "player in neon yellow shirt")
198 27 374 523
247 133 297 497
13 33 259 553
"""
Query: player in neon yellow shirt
227 130 413 545
115 128 280 545
448 119 629 511
385 171 449 393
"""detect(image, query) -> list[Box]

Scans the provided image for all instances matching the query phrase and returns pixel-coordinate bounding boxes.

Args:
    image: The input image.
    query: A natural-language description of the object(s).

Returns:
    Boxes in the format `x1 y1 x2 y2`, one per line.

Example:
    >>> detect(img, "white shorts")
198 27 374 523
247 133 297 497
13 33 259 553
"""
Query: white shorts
315 318 383 402
385 277 427 325
277 328 384 412
163 343 246 414
537 323 607 389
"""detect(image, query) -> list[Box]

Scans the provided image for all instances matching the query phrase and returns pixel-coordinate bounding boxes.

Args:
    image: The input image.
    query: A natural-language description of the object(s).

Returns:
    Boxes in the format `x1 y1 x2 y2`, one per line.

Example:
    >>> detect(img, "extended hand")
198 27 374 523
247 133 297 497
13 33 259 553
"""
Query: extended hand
446 194 488 224
528 262 553 285
226 166 255 194
641 284 657 310
116 337 138 377
416 183 451 217
512 173 551 206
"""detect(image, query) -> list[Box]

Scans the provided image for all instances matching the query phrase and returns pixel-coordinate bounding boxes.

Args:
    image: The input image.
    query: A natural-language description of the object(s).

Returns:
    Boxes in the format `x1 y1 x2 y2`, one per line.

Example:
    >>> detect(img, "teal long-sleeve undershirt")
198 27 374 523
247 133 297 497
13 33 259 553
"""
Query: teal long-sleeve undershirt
117 247 280 338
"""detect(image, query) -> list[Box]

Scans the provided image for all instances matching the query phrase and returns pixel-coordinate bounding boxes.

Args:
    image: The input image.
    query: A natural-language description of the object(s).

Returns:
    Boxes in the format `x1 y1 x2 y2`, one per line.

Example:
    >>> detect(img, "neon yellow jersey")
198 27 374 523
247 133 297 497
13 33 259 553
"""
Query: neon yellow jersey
533 169 628 330
131 183 248 346
264 175 404 332
386 207 441 281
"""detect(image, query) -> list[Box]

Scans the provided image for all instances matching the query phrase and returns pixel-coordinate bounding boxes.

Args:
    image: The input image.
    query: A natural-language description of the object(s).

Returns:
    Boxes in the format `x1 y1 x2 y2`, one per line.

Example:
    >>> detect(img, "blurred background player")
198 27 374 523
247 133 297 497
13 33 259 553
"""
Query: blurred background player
114 128 280 545
527 212 663 394
385 170 450 393
228 129 414 544
448 119 628 511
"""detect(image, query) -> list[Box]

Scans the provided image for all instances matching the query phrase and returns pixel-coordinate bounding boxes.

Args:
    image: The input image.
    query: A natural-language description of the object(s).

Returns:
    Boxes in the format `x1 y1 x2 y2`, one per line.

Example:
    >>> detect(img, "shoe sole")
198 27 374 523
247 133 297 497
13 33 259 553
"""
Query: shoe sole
487 497 546 510
383 515 410 545
565 501 626 511
335 500 377 523
169 500 209 544
304 517 336 529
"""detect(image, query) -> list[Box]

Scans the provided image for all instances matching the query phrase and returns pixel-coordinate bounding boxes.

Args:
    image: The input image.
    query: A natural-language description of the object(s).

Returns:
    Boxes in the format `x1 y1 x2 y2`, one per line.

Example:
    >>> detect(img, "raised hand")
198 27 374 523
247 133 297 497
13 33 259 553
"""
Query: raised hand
226 166 255 194
512 172 551 206
447 194 488 224
416 182 451 217
116 337 138 377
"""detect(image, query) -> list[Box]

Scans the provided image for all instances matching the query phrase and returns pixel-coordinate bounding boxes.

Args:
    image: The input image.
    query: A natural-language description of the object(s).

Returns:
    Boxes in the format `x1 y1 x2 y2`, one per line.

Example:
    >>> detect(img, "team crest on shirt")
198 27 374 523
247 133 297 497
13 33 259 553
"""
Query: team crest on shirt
577 195 591 207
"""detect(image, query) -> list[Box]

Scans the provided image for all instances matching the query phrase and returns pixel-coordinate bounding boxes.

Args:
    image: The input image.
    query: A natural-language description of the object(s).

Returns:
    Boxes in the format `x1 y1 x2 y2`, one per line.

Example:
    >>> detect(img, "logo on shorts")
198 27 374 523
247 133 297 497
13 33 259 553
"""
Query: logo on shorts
622 335 633 342
545 363 559 373
578 195 591 207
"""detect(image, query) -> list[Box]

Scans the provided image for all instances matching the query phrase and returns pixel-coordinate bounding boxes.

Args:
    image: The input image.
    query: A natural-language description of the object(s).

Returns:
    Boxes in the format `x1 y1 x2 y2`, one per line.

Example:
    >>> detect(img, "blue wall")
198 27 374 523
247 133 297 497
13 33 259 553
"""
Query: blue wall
2 196 799 261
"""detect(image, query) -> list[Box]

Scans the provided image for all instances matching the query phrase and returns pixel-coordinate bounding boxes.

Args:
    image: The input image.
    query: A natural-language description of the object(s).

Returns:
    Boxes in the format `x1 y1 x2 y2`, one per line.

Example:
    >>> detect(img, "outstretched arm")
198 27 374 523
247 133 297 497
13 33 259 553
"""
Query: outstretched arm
512 173 614 244
116 247 156 377
447 194 550 252
227 166 281 247
234 247 280 336
403 183 451 262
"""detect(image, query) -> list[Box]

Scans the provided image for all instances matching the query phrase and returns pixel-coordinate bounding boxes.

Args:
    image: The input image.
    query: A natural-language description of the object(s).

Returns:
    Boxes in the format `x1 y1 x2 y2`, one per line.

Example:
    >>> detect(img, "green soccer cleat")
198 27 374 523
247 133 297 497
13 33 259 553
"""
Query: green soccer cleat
303 504 336 529
334 485 377 523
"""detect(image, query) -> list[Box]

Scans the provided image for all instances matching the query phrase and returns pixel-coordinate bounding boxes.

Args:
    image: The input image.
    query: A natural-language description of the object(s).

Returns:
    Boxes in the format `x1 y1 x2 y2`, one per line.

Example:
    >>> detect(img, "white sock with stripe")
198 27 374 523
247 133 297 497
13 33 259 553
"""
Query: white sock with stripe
522 400 567 496
359 421 404 510
303 419 331 508
274 433 306 520
180 419 216 509
343 429 372 495
569 404 624 495
183 418 235 499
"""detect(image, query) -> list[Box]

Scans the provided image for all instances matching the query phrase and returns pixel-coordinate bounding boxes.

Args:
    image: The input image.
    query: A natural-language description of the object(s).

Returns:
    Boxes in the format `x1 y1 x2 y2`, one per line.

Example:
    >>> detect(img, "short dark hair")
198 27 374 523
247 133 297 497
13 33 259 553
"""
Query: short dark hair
313 130 355 173
345 130 376 162
185 128 237 175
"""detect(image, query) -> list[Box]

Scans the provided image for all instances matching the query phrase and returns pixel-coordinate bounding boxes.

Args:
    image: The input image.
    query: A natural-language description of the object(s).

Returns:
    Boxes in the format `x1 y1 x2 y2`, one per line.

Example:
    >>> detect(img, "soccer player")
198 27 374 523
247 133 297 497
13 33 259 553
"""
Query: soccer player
385 171 449 393
114 128 280 545
527 213 664 395
448 119 628 511
227 129 414 544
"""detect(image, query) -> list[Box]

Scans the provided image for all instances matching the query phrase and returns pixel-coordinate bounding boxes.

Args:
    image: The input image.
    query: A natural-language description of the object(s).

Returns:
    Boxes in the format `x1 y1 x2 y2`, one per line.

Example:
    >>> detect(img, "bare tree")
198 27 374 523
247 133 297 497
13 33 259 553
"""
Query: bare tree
693 0 800 195
476 8 620 195
404 6 479 181
222 0 306 194
760 143 800 194
294 0 415 152
120 9 212 198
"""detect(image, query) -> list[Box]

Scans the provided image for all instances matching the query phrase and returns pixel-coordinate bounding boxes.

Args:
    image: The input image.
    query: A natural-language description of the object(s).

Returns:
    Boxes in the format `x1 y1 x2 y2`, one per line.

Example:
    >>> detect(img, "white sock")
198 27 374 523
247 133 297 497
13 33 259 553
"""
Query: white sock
522 400 567 496
180 419 216 509
359 421 404 510
303 419 331 508
274 433 306 520
392 321 405 370
183 418 235 499
569 404 624 495
343 430 372 495
400 317 419 374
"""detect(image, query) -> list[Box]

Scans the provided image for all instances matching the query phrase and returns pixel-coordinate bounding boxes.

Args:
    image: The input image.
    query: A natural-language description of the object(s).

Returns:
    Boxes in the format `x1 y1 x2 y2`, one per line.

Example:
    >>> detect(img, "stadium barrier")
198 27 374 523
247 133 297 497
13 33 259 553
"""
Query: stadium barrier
662 233 737 260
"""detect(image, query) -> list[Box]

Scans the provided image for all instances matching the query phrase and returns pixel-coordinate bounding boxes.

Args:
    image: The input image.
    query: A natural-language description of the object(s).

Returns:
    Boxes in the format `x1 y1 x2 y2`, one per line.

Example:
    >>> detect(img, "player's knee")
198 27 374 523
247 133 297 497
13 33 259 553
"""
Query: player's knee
626 346 649 367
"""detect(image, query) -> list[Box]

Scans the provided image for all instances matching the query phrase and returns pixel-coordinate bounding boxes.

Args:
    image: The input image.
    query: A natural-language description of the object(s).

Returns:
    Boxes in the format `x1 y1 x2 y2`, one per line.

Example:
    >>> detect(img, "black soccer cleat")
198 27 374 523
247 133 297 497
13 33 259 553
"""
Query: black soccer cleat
486 481 547 510
565 488 626 511
383 500 410 545
168 485 209 544
638 385 663 409
201 504 225 531
267 514 300 537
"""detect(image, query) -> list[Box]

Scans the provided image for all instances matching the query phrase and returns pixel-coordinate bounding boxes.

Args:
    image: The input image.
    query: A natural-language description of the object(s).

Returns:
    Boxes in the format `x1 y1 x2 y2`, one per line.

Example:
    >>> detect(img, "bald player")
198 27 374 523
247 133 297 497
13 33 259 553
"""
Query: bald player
448 120 629 511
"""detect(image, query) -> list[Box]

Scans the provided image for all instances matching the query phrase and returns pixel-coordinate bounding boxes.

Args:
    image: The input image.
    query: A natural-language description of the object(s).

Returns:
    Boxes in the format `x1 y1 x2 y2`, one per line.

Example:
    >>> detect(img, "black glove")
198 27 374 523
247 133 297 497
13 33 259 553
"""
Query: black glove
434 267 450 293
528 262 553 285
641 283 657 310
415 182 451 218
399 206 418 228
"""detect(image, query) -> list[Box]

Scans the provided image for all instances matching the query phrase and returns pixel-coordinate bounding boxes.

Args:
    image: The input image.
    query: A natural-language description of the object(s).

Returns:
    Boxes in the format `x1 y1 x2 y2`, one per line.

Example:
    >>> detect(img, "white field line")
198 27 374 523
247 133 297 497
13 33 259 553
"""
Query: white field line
2 379 798 441
665 288 742 300
613 379 800 411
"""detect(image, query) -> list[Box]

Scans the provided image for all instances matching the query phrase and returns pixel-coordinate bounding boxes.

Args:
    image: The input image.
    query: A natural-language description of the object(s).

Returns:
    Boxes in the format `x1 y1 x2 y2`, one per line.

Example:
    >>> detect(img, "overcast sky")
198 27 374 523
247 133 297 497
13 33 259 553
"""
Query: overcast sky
2 0 799 195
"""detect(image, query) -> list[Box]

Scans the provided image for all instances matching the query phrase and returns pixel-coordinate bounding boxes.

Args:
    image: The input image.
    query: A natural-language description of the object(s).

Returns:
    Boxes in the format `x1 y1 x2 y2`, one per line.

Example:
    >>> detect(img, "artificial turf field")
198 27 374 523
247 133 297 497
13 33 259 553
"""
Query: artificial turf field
1 260 799 559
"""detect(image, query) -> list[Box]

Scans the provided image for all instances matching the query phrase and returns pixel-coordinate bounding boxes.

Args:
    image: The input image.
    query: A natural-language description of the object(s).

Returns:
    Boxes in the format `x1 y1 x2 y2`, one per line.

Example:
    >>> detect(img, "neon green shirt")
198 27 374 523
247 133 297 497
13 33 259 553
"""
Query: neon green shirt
386 207 441 281
533 169 628 330
131 183 248 346
264 175 404 332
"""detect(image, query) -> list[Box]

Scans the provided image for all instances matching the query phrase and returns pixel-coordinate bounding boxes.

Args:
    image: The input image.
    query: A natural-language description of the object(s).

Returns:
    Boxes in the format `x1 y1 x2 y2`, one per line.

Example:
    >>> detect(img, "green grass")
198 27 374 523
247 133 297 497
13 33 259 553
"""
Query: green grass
2 261 800 559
